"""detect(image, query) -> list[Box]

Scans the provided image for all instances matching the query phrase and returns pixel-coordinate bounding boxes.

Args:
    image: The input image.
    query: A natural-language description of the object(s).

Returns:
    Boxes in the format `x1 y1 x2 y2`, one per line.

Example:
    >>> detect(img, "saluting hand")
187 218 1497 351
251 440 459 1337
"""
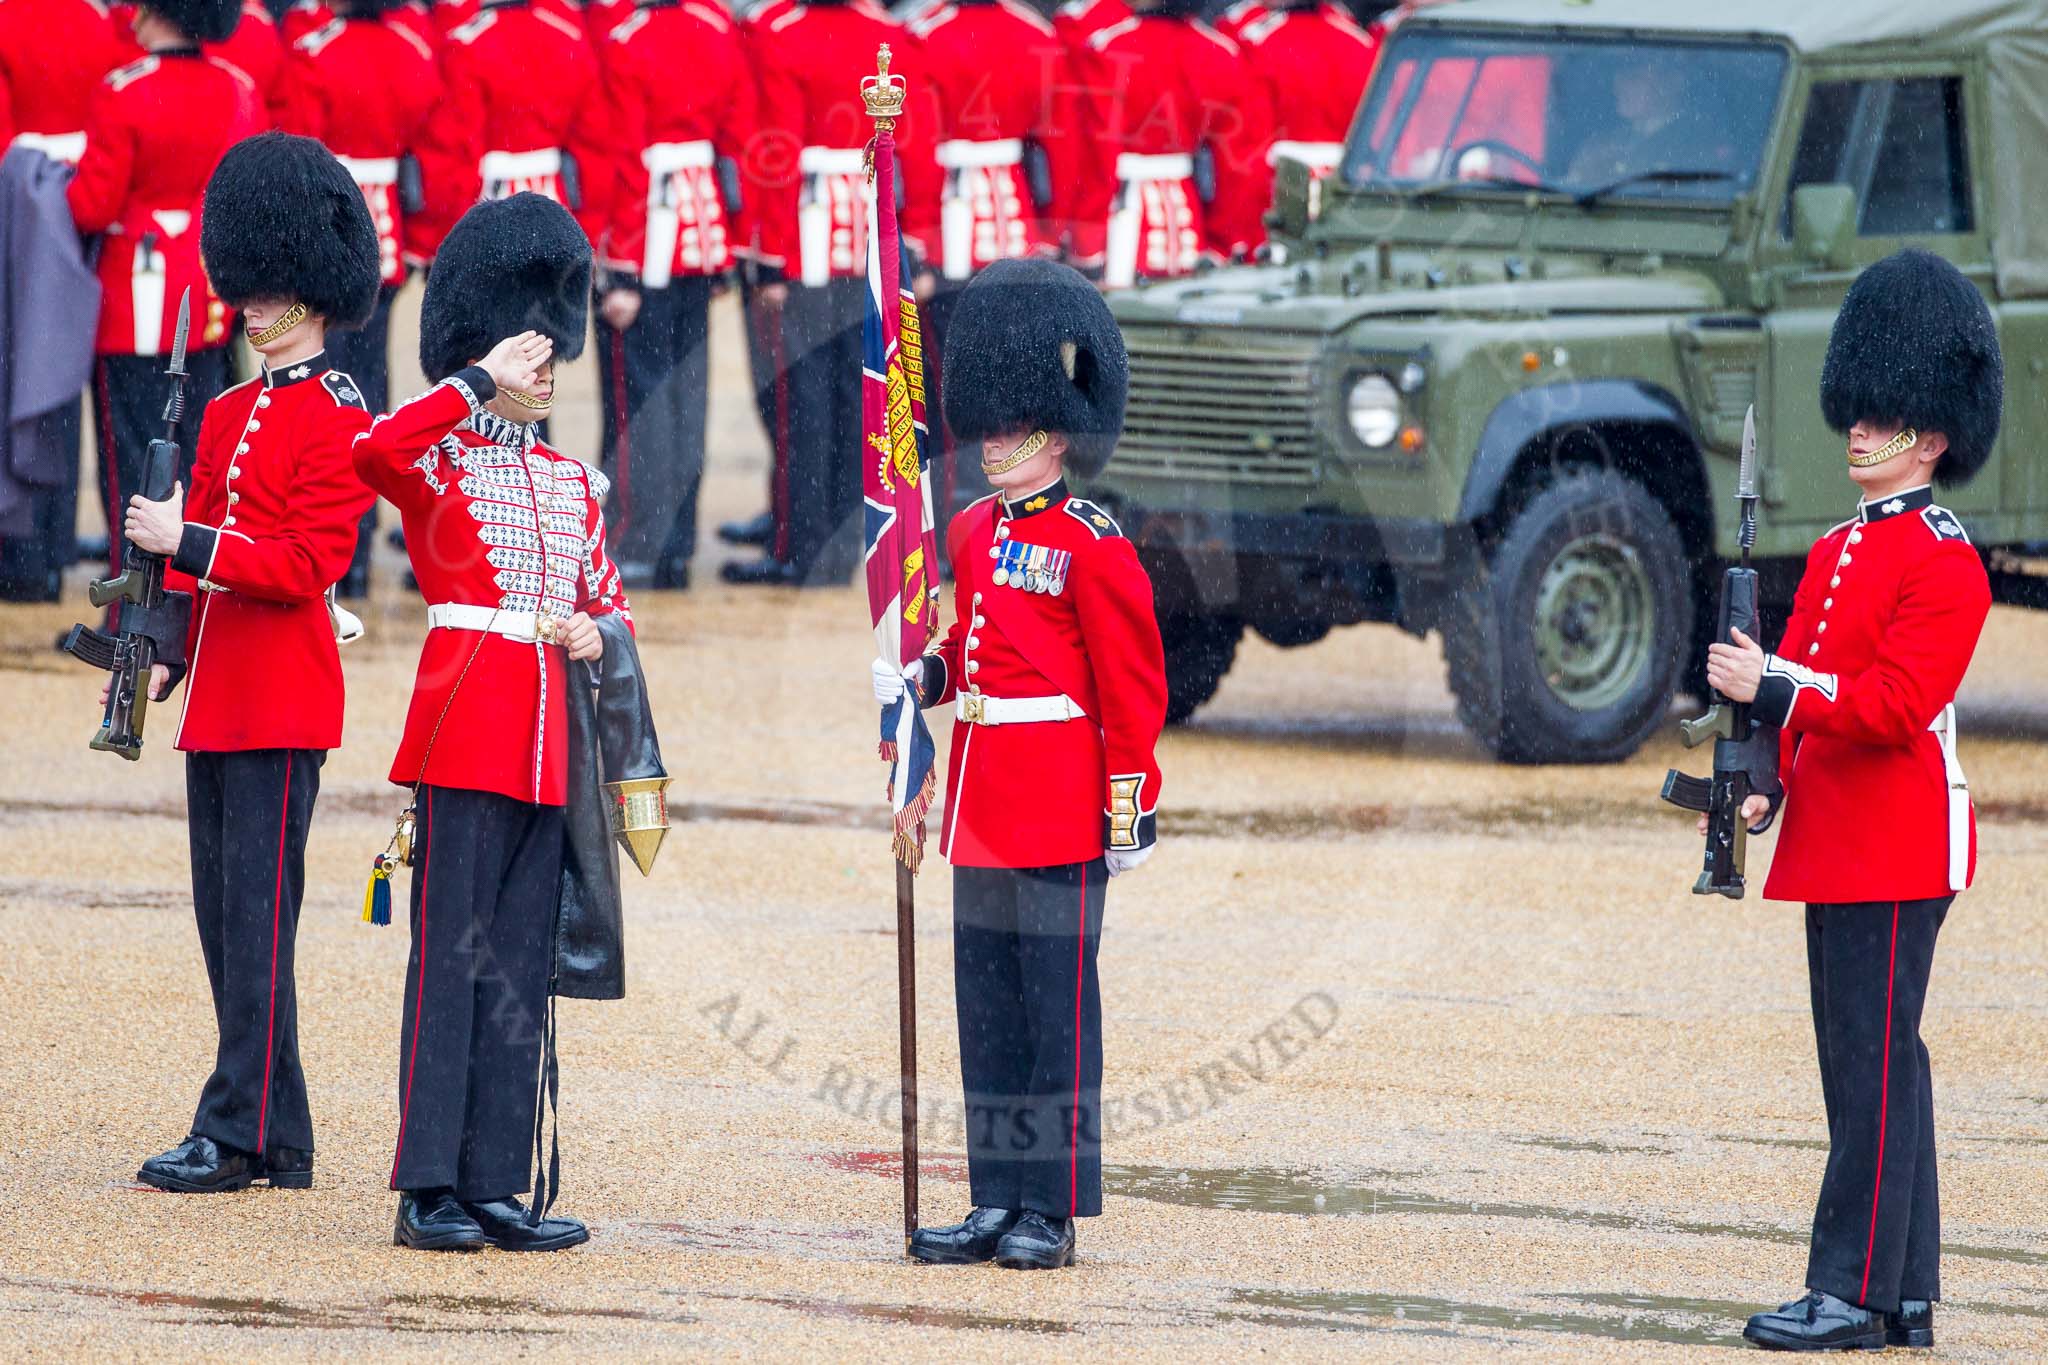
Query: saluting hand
561 611 603 662
124 482 184 557
480 330 553 396
1705 626 1765 704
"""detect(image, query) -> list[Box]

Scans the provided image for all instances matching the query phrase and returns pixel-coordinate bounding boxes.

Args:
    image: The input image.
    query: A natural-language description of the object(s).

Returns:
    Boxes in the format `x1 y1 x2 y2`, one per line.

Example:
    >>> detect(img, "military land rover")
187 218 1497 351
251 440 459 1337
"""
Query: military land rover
1092 0 2048 762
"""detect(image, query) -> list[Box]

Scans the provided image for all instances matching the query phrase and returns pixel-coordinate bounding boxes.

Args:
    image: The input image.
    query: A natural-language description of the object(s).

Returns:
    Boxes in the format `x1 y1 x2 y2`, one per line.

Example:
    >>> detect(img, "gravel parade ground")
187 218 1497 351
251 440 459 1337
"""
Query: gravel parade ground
2 289 2045 1359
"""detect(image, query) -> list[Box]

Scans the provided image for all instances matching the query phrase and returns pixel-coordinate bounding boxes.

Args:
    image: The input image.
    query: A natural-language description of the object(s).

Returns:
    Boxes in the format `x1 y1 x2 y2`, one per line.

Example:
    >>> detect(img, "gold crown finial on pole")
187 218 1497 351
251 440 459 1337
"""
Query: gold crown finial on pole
862 42 907 125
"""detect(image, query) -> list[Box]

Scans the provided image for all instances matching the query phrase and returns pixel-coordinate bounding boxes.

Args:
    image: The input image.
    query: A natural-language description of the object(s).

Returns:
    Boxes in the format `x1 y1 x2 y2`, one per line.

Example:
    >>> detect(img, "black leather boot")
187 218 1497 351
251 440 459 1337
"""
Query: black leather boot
908 1207 1020 1265
719 556 799 585
1886 1300 1934 1348
1742 1290 1885 1350
261 1147 313 1190
137 1135 260 1193
461 1197 590 1252
716 512 774 547
336 564 370 600
393 1189 487 1251
994 1212 1076 1270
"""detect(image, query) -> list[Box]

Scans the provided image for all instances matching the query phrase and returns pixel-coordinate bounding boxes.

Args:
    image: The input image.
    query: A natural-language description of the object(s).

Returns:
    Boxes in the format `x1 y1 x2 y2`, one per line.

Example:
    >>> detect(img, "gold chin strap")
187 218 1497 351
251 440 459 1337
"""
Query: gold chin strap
504 388 553 411
1848 426 1919 468
981 429 1050 476
248 301 308 347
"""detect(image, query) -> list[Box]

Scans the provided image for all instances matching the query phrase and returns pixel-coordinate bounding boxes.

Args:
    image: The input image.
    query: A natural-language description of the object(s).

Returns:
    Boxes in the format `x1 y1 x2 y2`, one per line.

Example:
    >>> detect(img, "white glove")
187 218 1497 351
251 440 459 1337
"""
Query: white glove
1105 844 1154 877
872 657 920 705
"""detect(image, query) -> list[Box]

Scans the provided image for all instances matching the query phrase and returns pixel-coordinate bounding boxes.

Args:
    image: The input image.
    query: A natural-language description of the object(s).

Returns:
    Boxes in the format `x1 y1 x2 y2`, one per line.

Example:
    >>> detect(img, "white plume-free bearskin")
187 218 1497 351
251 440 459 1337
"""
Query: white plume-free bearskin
941 258 1129 479
147 0 243 42
1820 248 2003 488
200 132 380 329
419 193 591 382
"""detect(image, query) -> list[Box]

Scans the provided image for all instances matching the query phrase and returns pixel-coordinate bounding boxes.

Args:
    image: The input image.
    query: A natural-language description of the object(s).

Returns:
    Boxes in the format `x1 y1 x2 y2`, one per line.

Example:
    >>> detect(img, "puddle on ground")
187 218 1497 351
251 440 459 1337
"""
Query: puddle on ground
1709 1133 1829 1152
1508 1135 1675 1157
1222 1287 1736 1348
737 1292 1073 1334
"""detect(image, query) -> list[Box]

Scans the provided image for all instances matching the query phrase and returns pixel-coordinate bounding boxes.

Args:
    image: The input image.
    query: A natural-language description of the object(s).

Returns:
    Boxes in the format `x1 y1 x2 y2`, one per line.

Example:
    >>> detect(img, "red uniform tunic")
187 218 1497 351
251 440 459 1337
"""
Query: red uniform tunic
1072 13 1275 285
1051 0 1127 53
587 0 756 283
1755 485 1990 904
921 482 1165 869
908 0 1073 280
408 0 601 260
163 358 376 751
744 0 938 282
1239 3 1378 182
0 0 118 163
352 373 632 806
281 0 437 47
110 0 285 93
272 12 443 285
67 49 266 355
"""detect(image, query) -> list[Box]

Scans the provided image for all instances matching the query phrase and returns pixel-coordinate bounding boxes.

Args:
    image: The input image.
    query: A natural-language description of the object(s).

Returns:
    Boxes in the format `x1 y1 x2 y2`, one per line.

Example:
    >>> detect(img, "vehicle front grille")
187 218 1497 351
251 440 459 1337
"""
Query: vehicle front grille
1113 327 1323 486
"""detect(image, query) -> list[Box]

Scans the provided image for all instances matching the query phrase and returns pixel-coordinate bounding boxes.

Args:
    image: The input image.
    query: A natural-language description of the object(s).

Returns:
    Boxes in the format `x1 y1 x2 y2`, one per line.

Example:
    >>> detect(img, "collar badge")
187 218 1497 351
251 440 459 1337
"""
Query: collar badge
1882 497 1906 515
287 363 311 380
1024 495 1049 512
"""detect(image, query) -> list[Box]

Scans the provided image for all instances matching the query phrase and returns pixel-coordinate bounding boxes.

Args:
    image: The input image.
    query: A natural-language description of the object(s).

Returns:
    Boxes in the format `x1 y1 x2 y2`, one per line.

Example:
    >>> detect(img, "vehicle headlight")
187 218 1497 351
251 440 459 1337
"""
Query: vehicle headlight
1346 372 1402 448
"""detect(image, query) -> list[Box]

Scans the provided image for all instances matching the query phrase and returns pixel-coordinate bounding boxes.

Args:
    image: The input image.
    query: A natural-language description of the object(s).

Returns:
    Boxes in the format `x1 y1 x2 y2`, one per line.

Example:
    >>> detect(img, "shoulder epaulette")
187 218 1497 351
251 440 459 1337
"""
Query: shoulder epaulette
1191 19 1238 55
1088 14 1138 49
107 55 160 92
1063 497 1122 539
322 370 368 409
682 0 733 31
996 0 1055 37
1921 504 1972 545
447 10 495 43
910 3 957 39
535 6 583 40
295 16 345 53
608 7 649 41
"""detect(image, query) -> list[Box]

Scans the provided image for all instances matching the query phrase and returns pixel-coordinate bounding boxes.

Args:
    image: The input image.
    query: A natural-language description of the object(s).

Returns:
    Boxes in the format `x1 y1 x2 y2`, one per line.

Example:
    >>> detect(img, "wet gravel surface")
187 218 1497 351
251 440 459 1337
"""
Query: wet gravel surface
2 288 2046 1359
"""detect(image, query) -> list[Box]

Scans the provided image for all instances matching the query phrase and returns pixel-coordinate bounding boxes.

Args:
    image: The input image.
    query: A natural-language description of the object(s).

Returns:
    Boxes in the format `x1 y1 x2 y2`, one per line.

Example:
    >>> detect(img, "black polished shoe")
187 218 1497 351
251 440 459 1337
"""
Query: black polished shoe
719 555 799 586
656 560 691 591
261 1147 313 1190
994 1211 1076 1270
137 1135 259 1193
716 511 774 547
460 1197 591 1252
393 1189 487 1251
908 1207 1020 1265
616 559 662 590
336 565 370 600
1886 1301 1934 1349
1743 1290 1885 1351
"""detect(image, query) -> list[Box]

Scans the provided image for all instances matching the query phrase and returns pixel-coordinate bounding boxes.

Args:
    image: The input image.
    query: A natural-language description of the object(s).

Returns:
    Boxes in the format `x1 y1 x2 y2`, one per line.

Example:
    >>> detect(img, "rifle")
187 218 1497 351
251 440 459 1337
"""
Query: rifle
1659 404 1783 897
63 288 195 761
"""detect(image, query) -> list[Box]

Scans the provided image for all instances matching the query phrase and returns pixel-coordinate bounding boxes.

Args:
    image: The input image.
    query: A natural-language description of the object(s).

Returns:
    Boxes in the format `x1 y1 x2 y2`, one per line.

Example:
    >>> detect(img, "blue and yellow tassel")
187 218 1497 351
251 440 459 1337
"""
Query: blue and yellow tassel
362 855 394 926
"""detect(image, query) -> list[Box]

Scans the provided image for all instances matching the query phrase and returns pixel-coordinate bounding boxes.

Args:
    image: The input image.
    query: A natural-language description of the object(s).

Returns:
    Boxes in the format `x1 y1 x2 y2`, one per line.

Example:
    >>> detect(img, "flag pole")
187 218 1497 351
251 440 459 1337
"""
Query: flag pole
862 42 920 1250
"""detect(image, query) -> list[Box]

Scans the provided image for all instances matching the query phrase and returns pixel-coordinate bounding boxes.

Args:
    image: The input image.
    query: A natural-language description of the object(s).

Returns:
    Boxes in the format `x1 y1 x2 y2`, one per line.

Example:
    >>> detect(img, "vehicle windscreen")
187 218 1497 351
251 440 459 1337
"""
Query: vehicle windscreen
1344 29 1788 204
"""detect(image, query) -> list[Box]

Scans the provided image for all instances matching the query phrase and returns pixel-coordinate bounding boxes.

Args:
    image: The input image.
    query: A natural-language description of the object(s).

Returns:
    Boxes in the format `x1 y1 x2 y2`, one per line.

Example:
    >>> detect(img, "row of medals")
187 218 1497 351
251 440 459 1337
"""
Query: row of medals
989 537 1072 596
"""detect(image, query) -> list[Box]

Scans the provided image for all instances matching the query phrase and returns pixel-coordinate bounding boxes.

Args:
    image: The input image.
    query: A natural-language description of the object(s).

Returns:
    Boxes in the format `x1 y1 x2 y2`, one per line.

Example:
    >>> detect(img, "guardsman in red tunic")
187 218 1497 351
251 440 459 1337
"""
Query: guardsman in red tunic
0 0 118 600
725 1 936 585
1051 0 1127 54
272 0 442 596
113 0 286 93
353 194 626 1253
117 134 378 1195
875 260 1165 1271
405 0 600 264
1070 0 1274 288
68 0 265 567
907 0 1074 520
585 0 757 590
1237 0 1378 190
1704 251 2000 1353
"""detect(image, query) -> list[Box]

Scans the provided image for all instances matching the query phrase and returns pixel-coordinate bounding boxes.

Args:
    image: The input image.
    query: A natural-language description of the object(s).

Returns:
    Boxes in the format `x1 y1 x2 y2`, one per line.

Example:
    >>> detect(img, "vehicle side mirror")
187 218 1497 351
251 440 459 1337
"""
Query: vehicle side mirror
1791 183 1857 268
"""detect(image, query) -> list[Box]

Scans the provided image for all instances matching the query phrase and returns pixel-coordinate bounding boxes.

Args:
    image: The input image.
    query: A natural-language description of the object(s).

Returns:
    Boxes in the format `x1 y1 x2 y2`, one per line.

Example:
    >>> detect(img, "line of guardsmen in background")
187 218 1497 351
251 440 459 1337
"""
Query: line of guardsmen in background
0 0 1397 604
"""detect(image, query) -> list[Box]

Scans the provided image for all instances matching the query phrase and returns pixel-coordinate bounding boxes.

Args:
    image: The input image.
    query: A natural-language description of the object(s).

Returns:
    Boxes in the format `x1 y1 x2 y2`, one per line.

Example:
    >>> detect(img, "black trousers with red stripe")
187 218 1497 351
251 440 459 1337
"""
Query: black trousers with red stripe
390 785 563 1200
780 279 867 581
185 748 323 1158
92 349 230 569
952 859 1107 1219
1805 896 1950 1312
596 277 713 573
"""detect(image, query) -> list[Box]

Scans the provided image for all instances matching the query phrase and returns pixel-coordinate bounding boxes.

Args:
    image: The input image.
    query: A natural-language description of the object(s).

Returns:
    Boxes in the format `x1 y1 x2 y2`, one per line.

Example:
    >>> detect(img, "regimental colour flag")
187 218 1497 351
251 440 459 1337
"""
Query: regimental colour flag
862 115 941 871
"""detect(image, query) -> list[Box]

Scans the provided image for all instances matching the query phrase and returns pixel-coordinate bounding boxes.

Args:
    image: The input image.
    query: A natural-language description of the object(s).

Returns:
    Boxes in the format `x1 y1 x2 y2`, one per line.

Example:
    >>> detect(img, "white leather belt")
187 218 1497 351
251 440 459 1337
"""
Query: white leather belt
427 602 565 645
955 693 1087 726
1930 704 1970 892
1116 152 1194 183
12 130 85 162
644 139 716 174
937 138 1023 170
336 154 399 186
1267 139 1343 168
481 148 563 182
799 146 867 176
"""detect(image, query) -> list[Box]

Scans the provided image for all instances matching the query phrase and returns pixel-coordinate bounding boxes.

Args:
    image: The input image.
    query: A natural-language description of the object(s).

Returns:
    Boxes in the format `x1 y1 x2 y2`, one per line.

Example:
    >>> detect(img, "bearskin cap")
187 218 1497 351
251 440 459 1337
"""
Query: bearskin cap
1820 248 2003 487
146 0 243 42
941 258 1129 479
419 193 590 382
200 133 380 329
337 0 413 13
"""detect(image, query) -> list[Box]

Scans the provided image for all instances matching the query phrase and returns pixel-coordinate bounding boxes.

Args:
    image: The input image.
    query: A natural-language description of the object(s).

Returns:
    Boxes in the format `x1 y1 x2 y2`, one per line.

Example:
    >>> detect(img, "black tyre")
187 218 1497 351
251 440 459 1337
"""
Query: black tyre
1160 615 1243 724
1443 471 1692 763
